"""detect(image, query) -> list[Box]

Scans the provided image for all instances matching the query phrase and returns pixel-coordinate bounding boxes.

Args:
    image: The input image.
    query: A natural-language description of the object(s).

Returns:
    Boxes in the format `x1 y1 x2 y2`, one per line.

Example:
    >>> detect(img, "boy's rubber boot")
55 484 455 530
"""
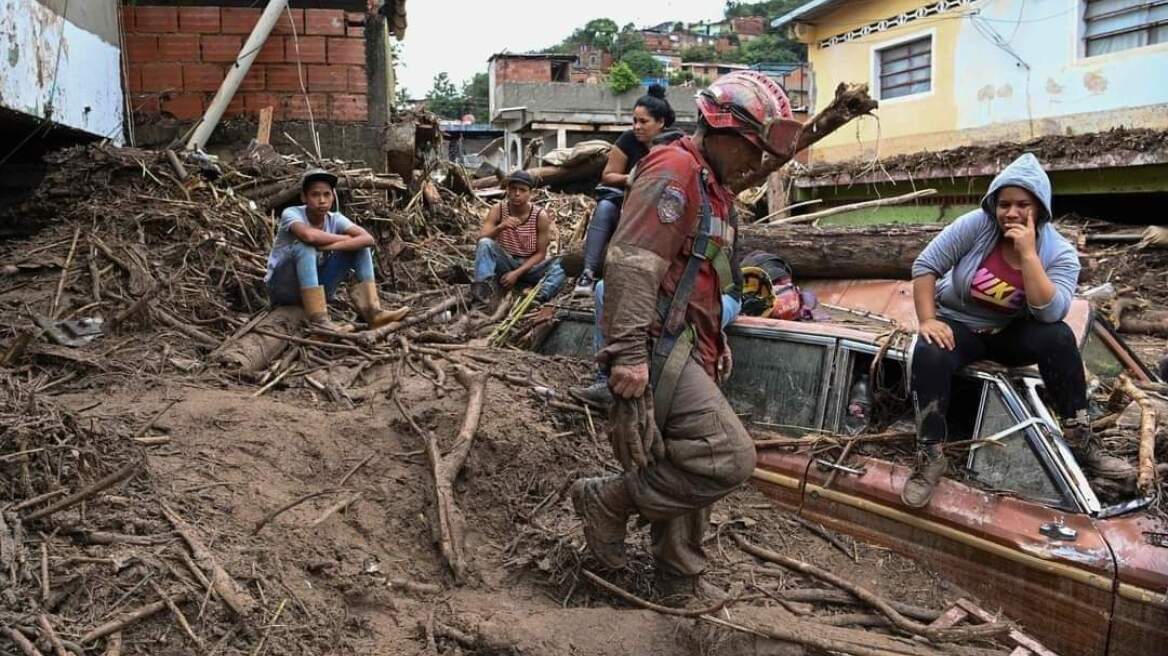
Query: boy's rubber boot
351 281 409 329
300 286 354 334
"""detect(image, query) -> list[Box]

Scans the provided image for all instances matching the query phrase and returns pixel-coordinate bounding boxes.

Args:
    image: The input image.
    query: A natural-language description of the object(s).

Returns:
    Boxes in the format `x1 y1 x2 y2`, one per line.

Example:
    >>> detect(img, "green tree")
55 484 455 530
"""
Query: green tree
608 62 640 94
564 18 619 49
667 69 695 86
737 33 799 65
425 72 463 119
460 72 489 121
611 28 646 61
620 50 663 78
680 45 718 62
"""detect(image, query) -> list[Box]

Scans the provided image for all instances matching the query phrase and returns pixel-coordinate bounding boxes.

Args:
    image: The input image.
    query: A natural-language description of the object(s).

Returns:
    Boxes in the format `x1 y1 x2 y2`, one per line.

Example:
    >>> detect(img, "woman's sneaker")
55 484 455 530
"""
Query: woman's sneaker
573 270 596 297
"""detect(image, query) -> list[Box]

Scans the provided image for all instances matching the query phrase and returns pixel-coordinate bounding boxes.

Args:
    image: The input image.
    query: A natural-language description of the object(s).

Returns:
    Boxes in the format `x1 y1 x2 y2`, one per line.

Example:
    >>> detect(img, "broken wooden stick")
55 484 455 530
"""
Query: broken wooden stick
165 149 189 182
582 570 728 618
132 399 181 439
583 569 975 656
1 627 44 656
1118 375 1158 493
387 577 442 596
35 616 68 656
161 504 256 616
351 294 461 346
252 489 334 534
149 581 202 649
392 366 488 584
25 457 143 522
79 592 189 644
733 534 1009 643
310 491 362 528
767 189 938 226
49 226 81 319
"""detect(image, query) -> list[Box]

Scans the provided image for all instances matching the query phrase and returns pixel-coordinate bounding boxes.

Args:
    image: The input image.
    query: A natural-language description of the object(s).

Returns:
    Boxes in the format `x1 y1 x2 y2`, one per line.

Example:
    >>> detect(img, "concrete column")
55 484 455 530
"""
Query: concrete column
364 13 392 126
557 128 567 150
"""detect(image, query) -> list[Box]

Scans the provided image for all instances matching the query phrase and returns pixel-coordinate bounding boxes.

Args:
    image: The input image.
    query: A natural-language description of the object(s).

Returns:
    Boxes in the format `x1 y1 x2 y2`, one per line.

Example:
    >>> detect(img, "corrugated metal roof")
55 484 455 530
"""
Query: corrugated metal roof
771 0 848 29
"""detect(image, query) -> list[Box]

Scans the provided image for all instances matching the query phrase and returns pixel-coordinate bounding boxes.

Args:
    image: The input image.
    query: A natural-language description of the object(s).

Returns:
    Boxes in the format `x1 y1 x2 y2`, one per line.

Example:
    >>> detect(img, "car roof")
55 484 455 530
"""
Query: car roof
733 279 1091 347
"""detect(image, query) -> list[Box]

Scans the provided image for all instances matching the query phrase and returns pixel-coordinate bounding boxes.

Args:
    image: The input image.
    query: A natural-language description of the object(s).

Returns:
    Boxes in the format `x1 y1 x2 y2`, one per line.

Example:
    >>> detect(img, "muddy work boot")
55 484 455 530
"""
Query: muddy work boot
654 569 725 608
569 380 614 410
470 277 499 308
900 443 947 509
350 281 409 329
572 269 597 297
300 286 354 334
570 477 633 569
1063 413 1135 480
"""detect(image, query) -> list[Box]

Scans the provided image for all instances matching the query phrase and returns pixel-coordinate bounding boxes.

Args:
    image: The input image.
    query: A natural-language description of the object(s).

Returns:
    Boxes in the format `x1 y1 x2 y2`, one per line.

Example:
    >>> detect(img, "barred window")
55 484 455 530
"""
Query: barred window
876 36 932 100
1084 0 1168 56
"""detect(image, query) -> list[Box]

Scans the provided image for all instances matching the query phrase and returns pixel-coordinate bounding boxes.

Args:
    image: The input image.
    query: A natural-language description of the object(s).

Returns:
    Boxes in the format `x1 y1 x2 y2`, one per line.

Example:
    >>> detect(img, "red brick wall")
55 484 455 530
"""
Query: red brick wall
642 33 675 54
122 5 371 123
492 59 553 84
730 17 766 37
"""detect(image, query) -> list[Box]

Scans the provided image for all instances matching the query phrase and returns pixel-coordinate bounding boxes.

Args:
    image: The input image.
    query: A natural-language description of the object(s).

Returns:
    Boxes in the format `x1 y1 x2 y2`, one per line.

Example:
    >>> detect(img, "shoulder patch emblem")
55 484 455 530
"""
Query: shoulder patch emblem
658 186 686 224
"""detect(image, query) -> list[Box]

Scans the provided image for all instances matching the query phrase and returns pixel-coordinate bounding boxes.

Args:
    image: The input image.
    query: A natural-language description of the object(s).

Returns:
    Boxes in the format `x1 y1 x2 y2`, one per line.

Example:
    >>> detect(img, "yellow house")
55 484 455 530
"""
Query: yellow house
772 0 1168 220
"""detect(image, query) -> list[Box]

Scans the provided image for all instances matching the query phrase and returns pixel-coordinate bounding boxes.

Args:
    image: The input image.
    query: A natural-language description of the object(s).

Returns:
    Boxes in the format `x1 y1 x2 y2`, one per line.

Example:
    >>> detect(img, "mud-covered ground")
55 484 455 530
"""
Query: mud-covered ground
1 144 1164 655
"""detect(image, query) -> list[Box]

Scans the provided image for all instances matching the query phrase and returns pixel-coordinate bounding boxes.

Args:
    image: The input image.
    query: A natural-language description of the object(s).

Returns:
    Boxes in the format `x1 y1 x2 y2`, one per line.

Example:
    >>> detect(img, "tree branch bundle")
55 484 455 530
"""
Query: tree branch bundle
1118 375 1159 493
393 366 488 583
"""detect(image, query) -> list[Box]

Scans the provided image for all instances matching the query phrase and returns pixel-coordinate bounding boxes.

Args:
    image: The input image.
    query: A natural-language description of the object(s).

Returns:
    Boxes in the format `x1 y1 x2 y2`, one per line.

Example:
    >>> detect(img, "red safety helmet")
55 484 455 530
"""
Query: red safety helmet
696 70 801 161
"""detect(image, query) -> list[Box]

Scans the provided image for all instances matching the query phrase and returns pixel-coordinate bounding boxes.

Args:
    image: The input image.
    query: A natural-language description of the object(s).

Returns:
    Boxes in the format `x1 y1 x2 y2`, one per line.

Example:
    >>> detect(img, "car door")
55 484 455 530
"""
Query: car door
752 344 1118 656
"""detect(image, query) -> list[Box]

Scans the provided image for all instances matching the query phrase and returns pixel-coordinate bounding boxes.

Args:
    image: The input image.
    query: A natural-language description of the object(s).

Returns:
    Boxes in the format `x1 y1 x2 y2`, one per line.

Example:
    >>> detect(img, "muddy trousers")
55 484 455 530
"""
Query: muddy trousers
911 317 1087 445
621 358 756 577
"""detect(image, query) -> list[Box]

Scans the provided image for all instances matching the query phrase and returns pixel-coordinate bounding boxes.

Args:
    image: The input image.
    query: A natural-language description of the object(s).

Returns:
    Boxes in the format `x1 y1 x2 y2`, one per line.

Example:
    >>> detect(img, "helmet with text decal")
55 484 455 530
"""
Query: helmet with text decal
696 70 800 160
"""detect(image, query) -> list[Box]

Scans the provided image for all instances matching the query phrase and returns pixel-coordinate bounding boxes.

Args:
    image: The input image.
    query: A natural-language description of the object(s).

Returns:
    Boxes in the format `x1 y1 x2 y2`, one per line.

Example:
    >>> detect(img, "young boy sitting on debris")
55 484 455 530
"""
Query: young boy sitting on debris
265 169 408 332
471 170 566 305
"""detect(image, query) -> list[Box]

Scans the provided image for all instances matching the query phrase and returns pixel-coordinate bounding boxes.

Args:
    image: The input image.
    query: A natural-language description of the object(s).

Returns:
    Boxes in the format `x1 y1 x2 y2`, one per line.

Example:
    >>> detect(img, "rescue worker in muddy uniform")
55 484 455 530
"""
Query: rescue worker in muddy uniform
571 71 801 600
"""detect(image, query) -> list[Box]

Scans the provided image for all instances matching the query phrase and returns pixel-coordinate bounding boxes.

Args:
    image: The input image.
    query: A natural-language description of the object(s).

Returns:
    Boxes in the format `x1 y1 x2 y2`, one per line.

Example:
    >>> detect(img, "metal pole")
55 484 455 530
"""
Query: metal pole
185 0 289 151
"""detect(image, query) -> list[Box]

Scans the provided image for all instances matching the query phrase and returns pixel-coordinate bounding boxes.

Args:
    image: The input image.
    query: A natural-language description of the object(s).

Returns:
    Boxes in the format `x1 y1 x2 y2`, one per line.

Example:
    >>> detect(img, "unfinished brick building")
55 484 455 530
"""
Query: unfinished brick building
120 0 405 166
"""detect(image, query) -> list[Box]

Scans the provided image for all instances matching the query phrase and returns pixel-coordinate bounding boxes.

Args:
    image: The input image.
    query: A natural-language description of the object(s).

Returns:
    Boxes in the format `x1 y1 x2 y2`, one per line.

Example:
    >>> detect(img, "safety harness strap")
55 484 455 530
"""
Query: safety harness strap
650 169 724 427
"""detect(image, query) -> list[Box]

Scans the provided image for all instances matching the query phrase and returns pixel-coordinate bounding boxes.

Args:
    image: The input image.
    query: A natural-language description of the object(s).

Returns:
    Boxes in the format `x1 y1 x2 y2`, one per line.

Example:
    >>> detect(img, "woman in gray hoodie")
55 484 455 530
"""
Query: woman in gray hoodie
901 153 1132 508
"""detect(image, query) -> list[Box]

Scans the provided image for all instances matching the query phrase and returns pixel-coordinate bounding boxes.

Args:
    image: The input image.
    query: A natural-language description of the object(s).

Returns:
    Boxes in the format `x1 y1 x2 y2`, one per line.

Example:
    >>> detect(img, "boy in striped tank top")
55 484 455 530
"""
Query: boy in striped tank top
472 171 566 305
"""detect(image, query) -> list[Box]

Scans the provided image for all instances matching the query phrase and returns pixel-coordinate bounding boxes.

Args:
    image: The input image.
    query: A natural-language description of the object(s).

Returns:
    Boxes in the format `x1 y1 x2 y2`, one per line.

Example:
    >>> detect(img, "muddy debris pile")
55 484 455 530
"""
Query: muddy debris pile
0 141 1157 656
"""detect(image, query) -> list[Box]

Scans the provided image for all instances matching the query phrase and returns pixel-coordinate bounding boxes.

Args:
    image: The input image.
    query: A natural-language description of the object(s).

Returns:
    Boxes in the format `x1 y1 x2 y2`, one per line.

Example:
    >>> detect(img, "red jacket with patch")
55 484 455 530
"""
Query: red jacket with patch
597 137 736 378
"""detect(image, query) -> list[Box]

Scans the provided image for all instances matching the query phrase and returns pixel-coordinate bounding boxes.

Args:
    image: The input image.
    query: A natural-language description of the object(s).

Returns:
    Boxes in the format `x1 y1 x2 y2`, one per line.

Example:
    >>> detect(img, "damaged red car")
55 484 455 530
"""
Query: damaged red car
538 279 1167 656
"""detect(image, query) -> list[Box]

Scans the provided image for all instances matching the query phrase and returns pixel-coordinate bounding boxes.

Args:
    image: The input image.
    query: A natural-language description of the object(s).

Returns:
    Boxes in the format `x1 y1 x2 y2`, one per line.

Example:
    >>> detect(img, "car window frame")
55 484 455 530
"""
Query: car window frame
725 324 837 433
832 341 1083 512
966 375 1080 511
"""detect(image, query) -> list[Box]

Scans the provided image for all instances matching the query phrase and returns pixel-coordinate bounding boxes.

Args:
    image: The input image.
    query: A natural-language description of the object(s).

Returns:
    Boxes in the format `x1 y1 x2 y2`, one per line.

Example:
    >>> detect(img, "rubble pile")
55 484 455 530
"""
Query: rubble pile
0 140 1162 655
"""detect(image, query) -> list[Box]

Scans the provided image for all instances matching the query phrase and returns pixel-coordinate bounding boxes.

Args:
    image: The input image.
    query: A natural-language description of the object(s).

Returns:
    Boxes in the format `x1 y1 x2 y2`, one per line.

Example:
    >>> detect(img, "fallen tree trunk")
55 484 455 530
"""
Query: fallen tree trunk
213 305 304 372
743 83 878 189
1118 310 1168 338
739 224 1084 280
739 224 941 279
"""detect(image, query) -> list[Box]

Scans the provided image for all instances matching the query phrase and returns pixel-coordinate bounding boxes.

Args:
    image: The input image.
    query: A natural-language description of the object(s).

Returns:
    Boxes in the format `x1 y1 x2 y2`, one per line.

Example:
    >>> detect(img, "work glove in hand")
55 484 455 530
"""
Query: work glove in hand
608 395 665 471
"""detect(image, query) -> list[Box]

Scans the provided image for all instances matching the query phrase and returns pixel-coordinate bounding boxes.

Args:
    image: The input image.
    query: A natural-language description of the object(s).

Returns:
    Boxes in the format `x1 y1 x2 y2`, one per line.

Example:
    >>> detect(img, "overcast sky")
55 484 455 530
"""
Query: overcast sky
397 0 729 99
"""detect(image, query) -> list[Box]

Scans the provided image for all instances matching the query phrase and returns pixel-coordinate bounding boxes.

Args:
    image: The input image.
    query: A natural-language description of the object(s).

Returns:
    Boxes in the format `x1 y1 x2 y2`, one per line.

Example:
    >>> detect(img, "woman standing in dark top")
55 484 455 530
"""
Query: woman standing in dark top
573 85 676 295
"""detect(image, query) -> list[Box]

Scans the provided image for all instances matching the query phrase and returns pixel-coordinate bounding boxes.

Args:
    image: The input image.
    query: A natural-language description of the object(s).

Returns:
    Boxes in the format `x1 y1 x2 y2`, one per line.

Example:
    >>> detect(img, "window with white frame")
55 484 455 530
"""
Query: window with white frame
1084 0 1168 56
876 36 932 100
